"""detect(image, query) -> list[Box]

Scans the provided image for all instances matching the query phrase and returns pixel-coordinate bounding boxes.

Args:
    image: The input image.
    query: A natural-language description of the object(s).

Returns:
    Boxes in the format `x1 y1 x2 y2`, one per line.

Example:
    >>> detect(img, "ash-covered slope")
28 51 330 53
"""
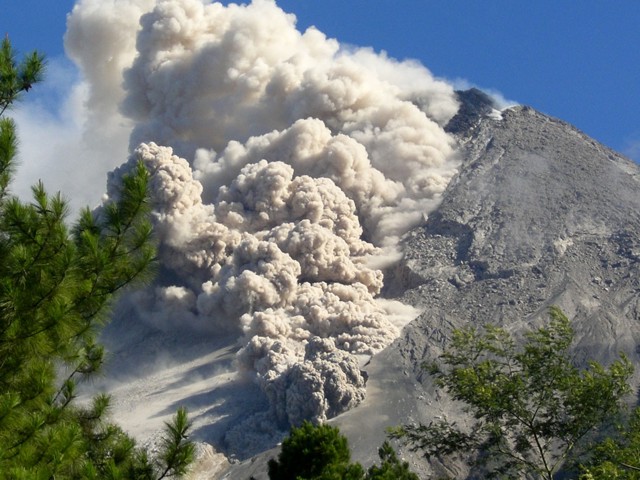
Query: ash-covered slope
396 93 640 374
341 93 640 478
237 93 640 479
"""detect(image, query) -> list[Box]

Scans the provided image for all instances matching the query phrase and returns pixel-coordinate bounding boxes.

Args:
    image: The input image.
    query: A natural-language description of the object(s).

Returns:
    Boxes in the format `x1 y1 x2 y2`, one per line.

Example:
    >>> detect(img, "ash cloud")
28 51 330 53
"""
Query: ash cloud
68 0 460 451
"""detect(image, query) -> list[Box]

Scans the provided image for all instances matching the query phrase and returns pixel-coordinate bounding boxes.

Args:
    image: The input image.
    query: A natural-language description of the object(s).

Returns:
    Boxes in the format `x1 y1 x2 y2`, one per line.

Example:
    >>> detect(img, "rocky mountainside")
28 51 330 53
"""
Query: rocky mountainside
233 92 640 479
397 91 640 372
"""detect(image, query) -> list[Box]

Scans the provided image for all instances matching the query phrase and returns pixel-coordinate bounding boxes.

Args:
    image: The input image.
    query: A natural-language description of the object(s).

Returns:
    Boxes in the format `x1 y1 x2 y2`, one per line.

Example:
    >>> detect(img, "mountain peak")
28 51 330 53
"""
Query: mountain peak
445 88 501 135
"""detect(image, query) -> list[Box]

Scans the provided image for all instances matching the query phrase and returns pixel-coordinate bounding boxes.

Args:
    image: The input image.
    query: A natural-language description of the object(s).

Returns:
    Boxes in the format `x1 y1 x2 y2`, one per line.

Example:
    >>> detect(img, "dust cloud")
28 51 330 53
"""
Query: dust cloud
68 0 461 451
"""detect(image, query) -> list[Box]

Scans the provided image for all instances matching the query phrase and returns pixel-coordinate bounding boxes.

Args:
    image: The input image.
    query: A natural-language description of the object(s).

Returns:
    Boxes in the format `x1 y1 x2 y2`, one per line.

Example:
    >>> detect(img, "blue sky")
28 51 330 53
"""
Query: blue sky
4 0 640 161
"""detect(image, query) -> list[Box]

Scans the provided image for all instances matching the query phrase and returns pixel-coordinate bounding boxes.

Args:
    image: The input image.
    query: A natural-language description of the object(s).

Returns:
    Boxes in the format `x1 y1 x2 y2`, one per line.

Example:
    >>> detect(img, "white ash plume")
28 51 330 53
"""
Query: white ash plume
224 337 367 456
196 117 455 247
106 139 404 440
77 0 461 451
119 0 458 157
64 0 157 173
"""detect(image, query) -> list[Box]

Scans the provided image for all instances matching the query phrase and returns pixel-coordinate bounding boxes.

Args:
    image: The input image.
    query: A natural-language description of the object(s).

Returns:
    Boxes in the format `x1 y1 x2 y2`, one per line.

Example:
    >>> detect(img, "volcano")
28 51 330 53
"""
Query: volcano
228 90 640 478
58 2 640 477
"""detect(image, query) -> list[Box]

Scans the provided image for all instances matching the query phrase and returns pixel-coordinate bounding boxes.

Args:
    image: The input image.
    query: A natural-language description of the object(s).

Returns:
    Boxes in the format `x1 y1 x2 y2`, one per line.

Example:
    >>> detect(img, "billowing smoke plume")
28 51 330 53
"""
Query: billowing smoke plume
68 0 460 450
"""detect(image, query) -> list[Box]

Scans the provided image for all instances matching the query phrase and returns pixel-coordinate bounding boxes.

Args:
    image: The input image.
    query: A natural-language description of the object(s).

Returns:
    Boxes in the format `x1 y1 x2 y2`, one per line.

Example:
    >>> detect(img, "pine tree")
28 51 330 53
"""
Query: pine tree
366 441 419 480
267 422 418 480
268 421 364 480
0 37 193 479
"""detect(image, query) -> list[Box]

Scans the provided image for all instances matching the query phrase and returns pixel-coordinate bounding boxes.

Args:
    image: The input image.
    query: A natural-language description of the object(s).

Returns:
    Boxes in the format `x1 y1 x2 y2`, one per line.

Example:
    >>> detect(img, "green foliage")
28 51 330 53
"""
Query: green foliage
0 36 45 116
579 407 640 479
156 407 196 479
0 37 193 478
391 307 633 479
366 441 419 480
268 421 363 480
268 422 418 480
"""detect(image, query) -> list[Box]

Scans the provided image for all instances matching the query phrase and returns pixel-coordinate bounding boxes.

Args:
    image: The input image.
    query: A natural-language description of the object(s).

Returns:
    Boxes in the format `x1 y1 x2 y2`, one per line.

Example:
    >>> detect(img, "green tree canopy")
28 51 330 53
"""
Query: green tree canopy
0 35 44 116
580 407 640 479
268 421 364 480
366 441 419 480
0 36 193 479
391 307 633 480
267 421 418 480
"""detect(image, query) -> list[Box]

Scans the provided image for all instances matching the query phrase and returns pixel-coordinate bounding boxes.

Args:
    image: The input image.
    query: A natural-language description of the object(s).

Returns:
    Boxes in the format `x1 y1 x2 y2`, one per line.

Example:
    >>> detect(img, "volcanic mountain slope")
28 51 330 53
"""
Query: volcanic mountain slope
397 91 640 372
233 92 640 479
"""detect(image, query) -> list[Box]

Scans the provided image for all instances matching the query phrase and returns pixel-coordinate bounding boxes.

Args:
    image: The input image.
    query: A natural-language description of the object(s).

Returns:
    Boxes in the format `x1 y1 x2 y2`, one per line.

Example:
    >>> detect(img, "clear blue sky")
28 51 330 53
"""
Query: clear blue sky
4 0 640 161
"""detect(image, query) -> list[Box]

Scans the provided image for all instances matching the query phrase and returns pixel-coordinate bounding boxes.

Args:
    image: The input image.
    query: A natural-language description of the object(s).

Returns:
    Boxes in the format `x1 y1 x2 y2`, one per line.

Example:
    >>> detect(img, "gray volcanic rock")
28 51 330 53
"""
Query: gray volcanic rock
343 101 640 477
396 102 640 371
375 100 640 477
443 88 498 135
229 97 640 479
